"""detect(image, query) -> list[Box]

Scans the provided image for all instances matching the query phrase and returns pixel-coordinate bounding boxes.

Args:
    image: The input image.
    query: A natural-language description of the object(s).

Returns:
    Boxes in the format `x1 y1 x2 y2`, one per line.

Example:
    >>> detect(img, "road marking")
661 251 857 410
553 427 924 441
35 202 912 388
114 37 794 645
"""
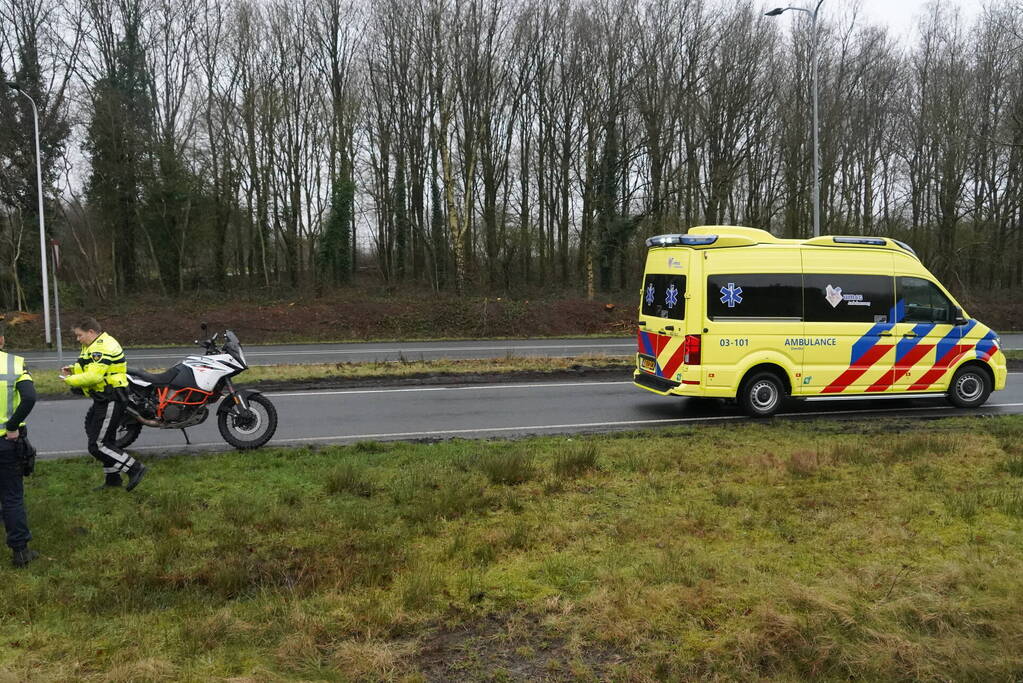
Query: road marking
36 402 1023 457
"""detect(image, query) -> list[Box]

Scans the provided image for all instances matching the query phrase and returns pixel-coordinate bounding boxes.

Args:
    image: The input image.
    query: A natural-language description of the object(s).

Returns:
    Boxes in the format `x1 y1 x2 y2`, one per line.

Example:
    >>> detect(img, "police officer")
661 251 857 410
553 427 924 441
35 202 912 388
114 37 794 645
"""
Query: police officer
0 322 39 567
61 317 146 491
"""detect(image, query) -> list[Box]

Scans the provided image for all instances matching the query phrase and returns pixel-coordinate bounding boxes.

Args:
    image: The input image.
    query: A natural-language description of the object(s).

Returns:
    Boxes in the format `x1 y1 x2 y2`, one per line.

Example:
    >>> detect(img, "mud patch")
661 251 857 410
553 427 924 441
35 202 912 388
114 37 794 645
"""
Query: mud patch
412 613 624 681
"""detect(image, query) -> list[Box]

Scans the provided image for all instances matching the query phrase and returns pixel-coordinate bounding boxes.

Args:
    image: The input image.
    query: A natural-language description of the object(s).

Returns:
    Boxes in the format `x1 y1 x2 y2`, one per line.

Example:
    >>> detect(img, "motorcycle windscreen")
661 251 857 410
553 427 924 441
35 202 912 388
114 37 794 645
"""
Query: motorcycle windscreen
223 330 247 368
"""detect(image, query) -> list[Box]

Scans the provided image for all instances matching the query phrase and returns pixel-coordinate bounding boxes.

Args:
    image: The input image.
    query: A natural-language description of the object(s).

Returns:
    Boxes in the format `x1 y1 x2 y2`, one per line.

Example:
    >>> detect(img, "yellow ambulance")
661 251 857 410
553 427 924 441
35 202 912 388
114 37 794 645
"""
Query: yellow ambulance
634 226 1007 417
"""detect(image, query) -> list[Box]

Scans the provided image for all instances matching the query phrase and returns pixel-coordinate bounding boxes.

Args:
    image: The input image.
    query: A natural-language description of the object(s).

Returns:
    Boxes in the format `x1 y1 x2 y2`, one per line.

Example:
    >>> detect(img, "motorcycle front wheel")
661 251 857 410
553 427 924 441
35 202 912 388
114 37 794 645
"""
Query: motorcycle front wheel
218 393 278 449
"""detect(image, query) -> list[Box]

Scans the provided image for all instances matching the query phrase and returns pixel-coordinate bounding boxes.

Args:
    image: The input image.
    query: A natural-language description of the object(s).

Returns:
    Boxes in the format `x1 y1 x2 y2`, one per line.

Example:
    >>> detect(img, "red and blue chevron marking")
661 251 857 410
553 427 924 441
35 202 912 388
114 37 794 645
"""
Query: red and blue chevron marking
637 329 664 376
975 331 999 362
867 322 935 392
908 319 978 391
637 329 688 380
823 301 904 394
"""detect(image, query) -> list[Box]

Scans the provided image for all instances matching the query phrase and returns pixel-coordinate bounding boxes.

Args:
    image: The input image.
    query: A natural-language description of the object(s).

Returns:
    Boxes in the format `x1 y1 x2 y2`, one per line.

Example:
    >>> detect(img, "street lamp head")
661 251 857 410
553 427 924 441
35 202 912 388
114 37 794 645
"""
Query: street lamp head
765 8 787 16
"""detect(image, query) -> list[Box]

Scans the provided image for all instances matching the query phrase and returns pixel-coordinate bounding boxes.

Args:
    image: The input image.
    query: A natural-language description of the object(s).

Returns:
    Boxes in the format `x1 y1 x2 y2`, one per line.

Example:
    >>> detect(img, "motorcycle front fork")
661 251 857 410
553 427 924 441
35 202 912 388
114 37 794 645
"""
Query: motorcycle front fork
224 380 250 412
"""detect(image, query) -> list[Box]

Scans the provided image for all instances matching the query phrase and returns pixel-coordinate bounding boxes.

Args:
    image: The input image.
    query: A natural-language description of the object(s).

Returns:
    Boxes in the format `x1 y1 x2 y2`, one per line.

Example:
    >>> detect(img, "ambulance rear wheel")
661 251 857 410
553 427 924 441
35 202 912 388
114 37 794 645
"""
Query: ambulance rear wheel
947 365 991 409
739 371 786 418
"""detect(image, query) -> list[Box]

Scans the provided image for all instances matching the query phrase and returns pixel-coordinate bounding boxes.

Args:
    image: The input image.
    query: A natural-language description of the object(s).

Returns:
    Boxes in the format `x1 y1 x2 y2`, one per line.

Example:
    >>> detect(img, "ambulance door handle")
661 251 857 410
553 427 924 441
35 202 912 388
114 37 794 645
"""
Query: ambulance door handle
879 332 893 337
663 325 675 331
902 333 917 338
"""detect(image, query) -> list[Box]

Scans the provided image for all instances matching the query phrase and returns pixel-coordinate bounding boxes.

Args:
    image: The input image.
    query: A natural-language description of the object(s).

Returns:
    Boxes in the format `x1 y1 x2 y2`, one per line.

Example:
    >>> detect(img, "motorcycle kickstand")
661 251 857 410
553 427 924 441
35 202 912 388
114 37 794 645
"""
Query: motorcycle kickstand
181 429 191 445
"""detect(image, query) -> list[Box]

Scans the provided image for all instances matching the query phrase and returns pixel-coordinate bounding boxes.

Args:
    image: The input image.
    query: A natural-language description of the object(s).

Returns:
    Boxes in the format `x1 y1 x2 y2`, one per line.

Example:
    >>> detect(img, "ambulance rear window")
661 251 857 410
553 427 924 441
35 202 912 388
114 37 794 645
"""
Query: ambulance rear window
642 274 686 320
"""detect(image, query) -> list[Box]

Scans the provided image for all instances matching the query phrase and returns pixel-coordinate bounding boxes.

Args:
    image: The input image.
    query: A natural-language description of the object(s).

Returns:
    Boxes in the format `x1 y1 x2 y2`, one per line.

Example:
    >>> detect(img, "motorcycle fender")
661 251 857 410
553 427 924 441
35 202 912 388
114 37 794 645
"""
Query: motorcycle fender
218 389 261 415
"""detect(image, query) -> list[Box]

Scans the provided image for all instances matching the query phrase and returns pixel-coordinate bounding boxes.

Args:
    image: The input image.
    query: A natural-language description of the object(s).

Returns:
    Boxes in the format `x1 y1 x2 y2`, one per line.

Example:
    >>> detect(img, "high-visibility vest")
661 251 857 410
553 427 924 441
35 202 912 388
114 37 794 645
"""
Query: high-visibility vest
0 351 31 427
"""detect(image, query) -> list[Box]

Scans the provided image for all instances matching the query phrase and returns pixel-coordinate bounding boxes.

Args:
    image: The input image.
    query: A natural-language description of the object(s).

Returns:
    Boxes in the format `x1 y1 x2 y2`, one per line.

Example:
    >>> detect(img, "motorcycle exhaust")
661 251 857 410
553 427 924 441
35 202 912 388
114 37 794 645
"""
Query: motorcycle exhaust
124 404 161 427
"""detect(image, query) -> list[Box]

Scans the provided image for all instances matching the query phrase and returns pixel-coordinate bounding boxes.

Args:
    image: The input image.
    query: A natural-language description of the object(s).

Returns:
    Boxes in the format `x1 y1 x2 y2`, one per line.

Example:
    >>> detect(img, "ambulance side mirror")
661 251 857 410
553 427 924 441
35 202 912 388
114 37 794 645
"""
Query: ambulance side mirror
953 308 968 326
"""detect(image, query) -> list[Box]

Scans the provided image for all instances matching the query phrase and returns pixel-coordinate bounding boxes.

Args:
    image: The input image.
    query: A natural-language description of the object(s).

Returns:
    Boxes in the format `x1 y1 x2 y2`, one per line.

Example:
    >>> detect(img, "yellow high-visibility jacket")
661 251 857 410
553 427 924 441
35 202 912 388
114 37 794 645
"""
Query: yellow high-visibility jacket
66 332 128 398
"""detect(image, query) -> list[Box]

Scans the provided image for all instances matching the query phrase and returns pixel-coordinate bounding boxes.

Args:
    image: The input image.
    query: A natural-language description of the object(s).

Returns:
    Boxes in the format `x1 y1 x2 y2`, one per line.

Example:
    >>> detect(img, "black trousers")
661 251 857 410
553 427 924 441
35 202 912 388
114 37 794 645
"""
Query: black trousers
0 438 30 551
84 398 137 476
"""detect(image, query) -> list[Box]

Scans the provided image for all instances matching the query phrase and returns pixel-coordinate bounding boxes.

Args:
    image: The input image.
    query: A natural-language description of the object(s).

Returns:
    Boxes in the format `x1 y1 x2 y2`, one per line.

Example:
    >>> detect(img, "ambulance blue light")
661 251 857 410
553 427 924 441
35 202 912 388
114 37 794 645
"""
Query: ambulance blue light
892 239 917 256
680 235 718 245
645 234 718 247
833 236 887 246
645 234 682 247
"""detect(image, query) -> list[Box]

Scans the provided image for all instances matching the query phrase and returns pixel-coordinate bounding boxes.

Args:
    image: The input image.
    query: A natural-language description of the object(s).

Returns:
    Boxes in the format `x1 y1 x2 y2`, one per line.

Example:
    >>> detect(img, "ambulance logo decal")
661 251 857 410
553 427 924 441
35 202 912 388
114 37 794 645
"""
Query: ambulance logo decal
825 284 843 308
665 283 679 308
645 283 656 306
719 282 743 308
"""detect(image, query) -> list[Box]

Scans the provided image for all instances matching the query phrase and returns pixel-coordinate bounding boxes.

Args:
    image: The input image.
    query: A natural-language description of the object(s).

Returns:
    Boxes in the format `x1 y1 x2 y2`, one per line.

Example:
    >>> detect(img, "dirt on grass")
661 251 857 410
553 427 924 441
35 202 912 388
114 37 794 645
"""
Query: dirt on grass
2 289 636 349
413 612 624 681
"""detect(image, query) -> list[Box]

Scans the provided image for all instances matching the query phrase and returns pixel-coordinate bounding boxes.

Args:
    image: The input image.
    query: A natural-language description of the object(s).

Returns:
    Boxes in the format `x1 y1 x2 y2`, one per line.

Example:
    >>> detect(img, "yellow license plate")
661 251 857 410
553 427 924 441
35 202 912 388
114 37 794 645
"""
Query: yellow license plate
639 356 656 373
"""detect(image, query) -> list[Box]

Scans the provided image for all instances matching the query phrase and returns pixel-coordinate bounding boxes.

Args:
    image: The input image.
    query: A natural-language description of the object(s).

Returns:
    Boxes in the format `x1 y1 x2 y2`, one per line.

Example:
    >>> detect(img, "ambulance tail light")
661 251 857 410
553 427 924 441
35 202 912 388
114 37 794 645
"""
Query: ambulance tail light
683 335 701 365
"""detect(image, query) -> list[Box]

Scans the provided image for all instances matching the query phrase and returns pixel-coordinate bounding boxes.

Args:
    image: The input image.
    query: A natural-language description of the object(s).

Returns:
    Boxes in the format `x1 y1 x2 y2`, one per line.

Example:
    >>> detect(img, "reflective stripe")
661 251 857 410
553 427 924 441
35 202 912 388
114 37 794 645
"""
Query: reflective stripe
0 352 25 426
99 445 135 472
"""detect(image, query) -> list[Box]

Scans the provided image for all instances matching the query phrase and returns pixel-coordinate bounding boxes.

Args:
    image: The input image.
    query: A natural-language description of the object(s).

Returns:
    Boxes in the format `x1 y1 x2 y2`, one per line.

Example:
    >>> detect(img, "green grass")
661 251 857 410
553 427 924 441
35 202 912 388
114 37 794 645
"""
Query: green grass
4 416 1023 679
29 354 633 397
1006 349 1023 362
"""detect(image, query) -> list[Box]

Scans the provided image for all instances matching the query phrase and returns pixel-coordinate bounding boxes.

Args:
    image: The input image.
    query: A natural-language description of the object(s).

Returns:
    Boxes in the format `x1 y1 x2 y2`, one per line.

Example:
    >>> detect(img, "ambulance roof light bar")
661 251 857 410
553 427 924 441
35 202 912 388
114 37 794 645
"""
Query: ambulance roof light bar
892 239 917 257
646 234 718 247
832 236 887 246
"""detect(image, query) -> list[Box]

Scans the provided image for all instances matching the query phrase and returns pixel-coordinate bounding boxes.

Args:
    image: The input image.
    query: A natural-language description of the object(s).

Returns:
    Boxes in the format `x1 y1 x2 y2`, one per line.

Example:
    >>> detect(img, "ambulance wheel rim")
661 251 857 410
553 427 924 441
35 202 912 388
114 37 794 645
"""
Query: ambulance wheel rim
954 373 983 402
750 380 778 412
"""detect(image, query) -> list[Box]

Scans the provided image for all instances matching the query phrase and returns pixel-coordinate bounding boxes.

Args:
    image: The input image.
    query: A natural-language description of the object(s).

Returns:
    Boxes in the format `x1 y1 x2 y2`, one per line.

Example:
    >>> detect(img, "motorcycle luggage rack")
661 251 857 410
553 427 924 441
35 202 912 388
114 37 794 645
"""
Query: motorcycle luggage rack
157 386 215 418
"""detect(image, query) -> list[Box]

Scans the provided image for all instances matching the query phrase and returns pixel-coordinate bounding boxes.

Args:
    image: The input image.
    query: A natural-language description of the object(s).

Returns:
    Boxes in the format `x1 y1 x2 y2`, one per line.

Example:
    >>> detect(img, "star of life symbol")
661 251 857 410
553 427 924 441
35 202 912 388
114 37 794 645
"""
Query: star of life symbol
645 282 656 306
665 283 679 308
825 284 843 308
719 282 743 308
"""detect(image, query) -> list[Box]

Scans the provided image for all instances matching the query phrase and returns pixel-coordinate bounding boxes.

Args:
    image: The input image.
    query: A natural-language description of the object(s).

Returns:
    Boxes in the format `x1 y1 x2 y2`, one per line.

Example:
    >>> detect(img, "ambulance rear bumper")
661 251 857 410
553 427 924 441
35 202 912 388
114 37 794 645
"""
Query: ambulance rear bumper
634 371 680 394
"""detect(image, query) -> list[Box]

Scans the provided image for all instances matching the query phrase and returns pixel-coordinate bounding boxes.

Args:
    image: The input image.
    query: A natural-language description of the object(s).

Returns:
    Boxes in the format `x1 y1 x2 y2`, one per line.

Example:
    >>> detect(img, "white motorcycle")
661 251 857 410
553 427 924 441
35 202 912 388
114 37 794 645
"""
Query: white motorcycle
114 325 278 450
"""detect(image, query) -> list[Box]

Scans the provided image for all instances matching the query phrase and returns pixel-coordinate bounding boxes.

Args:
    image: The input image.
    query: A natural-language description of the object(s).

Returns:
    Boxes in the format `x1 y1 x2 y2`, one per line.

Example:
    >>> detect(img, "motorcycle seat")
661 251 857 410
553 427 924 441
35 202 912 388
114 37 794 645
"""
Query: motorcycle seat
128 368 178 385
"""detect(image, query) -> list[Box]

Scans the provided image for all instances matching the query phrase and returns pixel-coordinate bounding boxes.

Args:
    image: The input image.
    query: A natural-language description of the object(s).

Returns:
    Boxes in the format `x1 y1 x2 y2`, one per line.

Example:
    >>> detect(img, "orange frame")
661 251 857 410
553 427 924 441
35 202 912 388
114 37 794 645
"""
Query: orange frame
156 386 215 418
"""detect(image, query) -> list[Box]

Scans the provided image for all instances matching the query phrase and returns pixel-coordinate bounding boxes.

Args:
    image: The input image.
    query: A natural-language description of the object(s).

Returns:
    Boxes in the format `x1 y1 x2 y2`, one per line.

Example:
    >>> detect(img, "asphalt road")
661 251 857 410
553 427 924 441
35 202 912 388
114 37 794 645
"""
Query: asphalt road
16 333 1023 370
31 371 1022 458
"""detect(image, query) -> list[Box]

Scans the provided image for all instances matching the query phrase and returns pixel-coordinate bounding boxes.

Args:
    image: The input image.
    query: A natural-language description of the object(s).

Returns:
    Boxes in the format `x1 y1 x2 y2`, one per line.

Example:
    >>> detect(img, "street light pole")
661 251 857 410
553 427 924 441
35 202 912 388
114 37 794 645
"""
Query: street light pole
766 1 824 238
5 82 52 346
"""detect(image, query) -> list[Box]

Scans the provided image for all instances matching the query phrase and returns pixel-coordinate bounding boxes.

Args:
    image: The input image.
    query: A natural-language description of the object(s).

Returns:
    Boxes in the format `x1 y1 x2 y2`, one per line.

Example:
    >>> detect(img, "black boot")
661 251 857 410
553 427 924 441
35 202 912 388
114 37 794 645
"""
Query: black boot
94 473 122 490
126 462 147 492
12 547 39 567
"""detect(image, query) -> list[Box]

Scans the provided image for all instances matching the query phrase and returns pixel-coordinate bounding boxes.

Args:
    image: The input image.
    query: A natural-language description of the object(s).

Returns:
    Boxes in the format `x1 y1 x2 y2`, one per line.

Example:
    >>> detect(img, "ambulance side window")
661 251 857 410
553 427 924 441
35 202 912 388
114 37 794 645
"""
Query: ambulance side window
804 274 894 323
706 273 803 320
642 274 686 320
898 277 954 324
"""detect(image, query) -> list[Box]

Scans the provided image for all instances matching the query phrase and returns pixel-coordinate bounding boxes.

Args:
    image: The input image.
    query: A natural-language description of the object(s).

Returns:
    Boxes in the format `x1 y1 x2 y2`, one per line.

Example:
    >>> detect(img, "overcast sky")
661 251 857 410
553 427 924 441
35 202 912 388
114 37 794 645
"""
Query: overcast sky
760 0 988 42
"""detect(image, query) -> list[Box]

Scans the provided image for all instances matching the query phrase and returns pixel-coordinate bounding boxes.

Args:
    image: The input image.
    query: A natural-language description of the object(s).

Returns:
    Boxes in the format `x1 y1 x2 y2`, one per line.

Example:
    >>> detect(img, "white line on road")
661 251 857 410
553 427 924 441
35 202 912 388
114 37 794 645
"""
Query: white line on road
26 342 636 364
268 377 1023 398
36 402 1023 457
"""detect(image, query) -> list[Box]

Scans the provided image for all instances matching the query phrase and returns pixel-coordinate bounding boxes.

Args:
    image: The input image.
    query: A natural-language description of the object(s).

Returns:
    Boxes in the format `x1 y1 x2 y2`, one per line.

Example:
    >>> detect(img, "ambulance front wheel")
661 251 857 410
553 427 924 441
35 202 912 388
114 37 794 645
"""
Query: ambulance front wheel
738 371 786 418
947 365 992 409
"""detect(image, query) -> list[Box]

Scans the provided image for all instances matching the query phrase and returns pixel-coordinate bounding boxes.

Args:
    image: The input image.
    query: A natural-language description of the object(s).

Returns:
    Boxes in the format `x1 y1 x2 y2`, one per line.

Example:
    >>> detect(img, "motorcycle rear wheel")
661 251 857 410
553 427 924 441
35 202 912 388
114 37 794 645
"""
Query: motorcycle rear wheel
218 393 277 449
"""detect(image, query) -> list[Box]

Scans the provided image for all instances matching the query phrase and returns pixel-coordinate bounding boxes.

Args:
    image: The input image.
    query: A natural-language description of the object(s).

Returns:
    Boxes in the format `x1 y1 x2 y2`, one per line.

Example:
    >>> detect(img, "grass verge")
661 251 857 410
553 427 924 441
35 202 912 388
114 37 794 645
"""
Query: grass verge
29 354 634 397
3 416 1023 679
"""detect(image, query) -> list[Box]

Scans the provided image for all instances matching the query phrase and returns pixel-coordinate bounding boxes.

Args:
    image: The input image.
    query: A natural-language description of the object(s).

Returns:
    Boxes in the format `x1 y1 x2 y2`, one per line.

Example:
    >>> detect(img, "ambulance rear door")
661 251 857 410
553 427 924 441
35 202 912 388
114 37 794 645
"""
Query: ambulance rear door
637 249 691 384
